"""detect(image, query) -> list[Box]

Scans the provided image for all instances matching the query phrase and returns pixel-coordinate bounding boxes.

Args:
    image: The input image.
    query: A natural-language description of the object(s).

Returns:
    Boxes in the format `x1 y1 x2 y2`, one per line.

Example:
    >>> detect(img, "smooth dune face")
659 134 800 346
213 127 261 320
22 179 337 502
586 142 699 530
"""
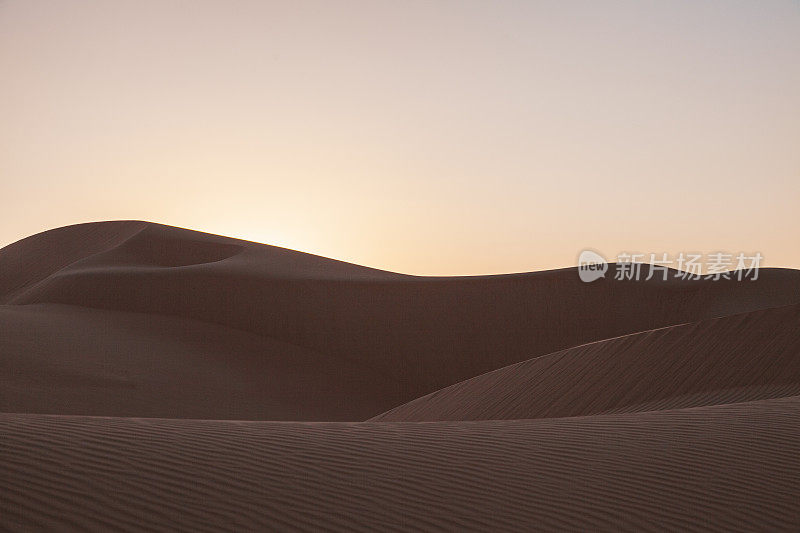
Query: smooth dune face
0 220 148 302
3 221 800 420
0 304 393 421
2 221 800 531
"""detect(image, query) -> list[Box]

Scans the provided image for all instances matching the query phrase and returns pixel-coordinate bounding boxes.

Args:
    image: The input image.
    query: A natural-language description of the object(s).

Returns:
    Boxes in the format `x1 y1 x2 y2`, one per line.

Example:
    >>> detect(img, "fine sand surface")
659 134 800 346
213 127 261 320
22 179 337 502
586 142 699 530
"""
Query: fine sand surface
3 398 800 532
373 303 800 421
2 221 800 531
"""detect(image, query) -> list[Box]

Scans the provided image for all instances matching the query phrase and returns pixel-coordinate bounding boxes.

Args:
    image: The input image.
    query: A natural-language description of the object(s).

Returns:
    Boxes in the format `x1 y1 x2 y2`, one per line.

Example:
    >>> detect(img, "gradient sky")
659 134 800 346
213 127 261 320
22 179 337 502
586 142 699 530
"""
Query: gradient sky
2 1 798 275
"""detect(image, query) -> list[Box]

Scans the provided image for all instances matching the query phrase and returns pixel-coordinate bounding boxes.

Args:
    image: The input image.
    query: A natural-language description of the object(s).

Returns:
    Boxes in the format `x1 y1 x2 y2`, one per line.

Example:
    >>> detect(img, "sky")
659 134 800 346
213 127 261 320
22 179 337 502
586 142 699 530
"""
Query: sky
1 0 798 275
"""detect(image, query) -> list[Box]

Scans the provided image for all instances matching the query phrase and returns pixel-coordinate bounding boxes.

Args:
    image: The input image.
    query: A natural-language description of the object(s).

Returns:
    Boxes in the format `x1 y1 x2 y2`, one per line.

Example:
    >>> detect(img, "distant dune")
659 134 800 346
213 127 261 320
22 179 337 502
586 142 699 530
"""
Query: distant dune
3 221 800 420
1 221 799 531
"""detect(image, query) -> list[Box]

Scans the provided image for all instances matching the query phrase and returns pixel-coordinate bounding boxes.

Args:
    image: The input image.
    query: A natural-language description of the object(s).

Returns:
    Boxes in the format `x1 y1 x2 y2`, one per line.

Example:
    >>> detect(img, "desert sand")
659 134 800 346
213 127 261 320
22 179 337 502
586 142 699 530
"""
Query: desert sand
2 221 800 531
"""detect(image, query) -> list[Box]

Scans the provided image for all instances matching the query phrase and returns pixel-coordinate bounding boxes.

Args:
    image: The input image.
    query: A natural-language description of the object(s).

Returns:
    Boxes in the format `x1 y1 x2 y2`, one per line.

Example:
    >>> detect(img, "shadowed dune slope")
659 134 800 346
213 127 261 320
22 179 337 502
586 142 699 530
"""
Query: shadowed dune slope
3 221 800 419
2 221 800 531
373 304 800 421
2 398 800 532
0 221 148 303
0 304 394 421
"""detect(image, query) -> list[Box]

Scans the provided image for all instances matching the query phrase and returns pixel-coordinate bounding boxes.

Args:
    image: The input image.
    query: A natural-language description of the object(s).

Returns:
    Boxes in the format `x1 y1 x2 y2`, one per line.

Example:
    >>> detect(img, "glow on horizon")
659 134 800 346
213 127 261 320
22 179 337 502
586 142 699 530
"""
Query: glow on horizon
1 1 798 276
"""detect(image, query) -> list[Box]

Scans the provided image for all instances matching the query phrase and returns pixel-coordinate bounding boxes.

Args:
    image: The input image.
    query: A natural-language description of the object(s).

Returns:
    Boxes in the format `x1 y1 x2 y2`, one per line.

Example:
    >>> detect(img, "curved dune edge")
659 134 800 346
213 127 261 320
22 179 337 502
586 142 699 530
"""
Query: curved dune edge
373 303 800 421
0 221 148 303
2 397 800 532
4 221 800 420
2 221 800 530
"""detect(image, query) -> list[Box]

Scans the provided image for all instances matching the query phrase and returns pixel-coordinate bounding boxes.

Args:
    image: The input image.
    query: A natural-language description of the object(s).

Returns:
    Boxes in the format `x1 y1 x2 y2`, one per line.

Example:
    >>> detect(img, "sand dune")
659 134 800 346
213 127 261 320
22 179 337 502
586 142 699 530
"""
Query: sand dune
373 303 800 421
3 221 800 420
0 221 148 303
2 221 800 531
0 303 393 421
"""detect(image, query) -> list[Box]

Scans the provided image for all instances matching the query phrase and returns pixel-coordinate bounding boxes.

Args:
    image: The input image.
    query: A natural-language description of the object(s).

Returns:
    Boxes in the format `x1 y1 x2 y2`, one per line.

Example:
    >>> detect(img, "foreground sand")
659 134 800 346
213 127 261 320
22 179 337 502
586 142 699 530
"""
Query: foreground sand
2 221 800 531
3 398 800 531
